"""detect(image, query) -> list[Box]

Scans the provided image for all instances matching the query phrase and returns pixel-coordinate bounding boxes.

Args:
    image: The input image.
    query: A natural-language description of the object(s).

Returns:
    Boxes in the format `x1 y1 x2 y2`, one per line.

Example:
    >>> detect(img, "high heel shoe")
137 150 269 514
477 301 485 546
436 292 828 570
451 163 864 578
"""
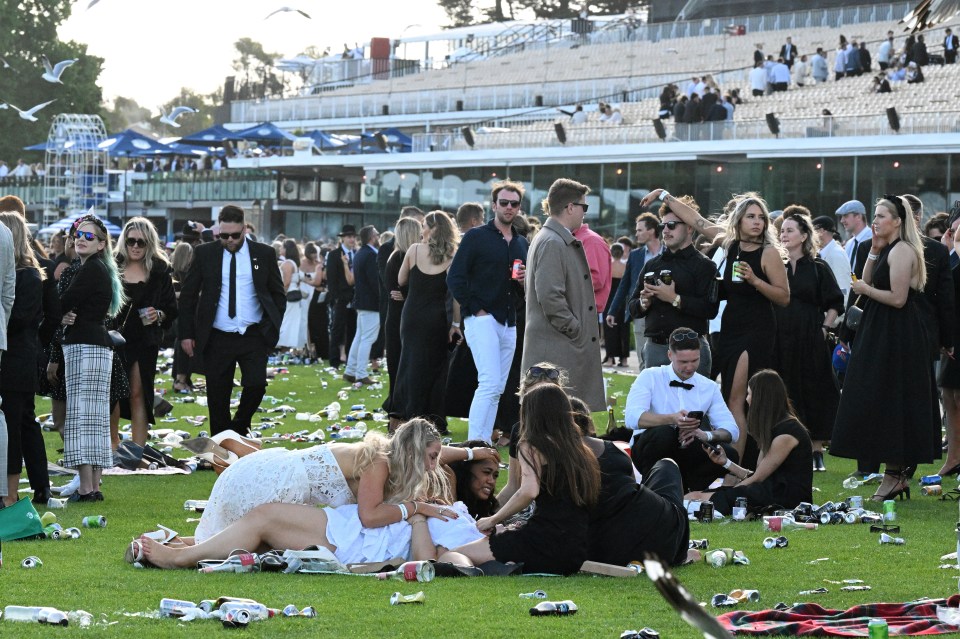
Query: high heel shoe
210 430 262 458
870 468 912 502
939 461 960 477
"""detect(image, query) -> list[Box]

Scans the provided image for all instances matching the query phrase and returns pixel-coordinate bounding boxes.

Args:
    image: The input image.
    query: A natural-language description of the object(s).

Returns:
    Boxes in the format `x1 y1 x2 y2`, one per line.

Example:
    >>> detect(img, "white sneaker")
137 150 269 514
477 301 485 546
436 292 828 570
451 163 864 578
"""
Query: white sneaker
57 474 81 497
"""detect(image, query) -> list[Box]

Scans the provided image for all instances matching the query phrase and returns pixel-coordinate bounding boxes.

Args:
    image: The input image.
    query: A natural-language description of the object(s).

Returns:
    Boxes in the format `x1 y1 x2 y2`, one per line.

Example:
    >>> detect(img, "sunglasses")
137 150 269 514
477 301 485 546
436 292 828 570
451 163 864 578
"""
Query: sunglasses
571 202 589 213
658 221 685 231
218 232 243 240
526 366 561 381
125 237 147 248
74 231 99 241
497 199 521 209
670 330 699 343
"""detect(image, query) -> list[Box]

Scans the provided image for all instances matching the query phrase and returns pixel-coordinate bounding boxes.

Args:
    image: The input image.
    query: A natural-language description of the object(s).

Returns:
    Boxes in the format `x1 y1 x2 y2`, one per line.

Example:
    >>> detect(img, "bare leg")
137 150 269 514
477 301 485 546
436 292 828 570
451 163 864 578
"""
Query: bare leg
684 490 714 501
728 351 750 460
52 399 65 441
128 363 149 447
437 550 473 566
142 503 335 569
110 403 120 451
441 537 496 567
78 464 96 495
7 474 19 504
408 515 438 561
939 388 960 475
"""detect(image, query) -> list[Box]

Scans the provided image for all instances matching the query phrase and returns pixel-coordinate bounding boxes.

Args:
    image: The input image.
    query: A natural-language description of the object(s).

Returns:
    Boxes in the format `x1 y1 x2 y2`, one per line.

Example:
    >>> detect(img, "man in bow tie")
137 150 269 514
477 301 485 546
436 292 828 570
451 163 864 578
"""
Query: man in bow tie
625 328 739 491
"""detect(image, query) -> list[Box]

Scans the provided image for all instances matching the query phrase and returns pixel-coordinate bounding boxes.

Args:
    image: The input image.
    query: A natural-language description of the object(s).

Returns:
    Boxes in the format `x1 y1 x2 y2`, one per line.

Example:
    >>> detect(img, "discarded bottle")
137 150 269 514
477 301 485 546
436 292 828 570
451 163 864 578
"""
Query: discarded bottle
868 617 889 639
842 473 883 489
762 516 817 532
529 600 578 616
67 610 93 628
390 591 426 606
159 598 201 618
21 556 42 569
281 604 317 617
198 553 261 573
519 590 548 599
82 515 107 528
377 560 435 583
606 405 616 433
3 606 69 626
879 533 906 545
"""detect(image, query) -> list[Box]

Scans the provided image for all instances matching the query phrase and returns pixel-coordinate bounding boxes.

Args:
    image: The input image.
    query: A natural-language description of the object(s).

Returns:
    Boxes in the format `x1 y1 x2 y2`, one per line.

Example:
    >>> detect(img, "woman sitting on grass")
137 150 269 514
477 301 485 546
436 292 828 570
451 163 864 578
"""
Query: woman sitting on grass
684 369 813 515
445 440 500 519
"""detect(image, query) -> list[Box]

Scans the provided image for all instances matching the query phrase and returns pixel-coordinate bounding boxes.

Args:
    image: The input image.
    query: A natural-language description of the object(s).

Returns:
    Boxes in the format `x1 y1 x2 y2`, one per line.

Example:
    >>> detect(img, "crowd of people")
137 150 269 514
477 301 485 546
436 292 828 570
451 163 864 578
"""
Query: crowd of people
0 175 956 574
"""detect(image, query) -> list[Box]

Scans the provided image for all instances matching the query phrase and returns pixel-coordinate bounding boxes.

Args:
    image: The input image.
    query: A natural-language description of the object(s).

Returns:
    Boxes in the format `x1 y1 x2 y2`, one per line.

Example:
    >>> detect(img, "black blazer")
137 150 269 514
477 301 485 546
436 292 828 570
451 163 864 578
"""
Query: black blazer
326 245 354 303
1 268 42 392
919 236 955 356
178 239 286 351
377 236 395 314
36 255 61 346
60 253 114 348
115 259 180 347
352 244 380 312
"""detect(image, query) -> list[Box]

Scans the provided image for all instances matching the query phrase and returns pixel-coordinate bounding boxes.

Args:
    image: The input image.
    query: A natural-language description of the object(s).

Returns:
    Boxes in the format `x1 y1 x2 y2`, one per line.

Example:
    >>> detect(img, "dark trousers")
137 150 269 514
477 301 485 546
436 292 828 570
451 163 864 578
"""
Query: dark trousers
642 459 691 565
947 50 957 64
631 425 739 493
203 329 269 436
308 295 330 358
3 389 49 495
328 300 357 367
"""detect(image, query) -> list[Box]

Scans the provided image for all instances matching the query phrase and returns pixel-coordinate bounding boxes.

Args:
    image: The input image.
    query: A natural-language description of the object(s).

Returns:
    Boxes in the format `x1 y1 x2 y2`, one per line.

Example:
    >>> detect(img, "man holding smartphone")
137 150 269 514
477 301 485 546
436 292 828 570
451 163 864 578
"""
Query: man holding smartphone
624 327 739 492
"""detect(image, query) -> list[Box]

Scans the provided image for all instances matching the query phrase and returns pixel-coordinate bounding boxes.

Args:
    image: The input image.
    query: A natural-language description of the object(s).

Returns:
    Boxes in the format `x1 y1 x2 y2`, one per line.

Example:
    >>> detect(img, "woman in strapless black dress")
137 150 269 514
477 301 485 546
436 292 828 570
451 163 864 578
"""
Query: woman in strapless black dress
939 214 960 476
381 218 421 415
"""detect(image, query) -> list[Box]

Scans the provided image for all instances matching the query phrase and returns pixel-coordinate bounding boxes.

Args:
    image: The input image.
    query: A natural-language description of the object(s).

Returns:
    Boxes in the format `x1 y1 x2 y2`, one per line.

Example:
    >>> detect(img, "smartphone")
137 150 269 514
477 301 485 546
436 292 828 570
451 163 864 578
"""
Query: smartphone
686 411 704 421
703 442 722 455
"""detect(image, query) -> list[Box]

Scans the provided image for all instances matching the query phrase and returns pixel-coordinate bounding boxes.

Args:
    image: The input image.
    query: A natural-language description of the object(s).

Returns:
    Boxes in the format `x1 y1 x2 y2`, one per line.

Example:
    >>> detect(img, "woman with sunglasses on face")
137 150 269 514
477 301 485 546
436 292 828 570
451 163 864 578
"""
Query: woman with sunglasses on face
58 214 126 502
775 207 844 472
112 217 178 447
831 196 938 501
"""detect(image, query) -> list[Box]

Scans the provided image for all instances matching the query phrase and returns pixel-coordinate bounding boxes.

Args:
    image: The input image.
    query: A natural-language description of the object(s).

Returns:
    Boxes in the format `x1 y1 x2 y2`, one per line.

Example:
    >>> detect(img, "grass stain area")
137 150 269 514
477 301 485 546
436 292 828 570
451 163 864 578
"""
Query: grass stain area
5 365 959 637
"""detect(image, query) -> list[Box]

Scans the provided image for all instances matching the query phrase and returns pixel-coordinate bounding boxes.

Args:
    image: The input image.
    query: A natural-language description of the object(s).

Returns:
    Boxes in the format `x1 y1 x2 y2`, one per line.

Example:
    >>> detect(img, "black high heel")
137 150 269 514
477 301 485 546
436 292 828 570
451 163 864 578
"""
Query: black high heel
940 462 960 477
870 468 912 502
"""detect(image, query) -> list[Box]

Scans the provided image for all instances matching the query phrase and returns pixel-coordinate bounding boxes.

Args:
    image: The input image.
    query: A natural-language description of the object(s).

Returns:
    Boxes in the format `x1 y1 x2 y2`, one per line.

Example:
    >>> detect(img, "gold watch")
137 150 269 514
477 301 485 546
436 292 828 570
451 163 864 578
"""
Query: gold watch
672 295 681 308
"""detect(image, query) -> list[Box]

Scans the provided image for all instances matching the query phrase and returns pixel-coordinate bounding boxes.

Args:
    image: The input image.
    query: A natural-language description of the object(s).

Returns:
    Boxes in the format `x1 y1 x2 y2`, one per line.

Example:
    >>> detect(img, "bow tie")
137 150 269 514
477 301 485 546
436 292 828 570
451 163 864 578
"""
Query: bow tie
669 380 694 390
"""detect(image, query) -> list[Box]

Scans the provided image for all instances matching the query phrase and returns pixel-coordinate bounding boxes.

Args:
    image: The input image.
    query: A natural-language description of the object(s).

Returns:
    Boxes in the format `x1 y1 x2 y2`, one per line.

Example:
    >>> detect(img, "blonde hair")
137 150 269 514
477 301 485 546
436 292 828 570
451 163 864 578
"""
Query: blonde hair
877 197 927 291
424 211 459 265
171 242 193 277
0 212 45 280
719 192 784 258
351 418 450 503
393 217 422 256
116 216 169 273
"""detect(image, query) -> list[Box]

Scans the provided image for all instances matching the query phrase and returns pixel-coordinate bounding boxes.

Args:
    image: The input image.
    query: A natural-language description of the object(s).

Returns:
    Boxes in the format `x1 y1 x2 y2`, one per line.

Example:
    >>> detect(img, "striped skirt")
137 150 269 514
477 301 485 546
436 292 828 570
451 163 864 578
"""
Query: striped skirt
63 344 113 468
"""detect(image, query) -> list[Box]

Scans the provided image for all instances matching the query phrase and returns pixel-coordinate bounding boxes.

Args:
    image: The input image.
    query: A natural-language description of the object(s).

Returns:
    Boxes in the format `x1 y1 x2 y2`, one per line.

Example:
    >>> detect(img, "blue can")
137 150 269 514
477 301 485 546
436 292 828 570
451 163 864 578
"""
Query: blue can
920 474 942 486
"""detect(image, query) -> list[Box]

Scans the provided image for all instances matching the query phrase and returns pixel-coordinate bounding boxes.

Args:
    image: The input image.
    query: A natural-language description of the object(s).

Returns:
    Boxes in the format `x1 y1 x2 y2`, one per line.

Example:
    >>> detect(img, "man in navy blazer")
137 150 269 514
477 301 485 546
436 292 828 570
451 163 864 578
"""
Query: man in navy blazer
605 211 661 369
179 205 285 435
344 225 381 384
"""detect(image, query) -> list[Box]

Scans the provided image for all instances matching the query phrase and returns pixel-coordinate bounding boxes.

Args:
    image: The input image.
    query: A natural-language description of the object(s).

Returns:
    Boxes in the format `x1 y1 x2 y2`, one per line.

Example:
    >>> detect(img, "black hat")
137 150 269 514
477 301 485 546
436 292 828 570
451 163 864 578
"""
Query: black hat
812 215 836 232
182 221 202 240
338 224 357 237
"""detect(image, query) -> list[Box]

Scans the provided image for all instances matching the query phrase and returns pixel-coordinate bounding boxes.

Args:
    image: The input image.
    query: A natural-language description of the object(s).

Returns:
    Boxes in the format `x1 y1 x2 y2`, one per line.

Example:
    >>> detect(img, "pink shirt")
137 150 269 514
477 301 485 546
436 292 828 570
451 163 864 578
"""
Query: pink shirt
572 223 612 311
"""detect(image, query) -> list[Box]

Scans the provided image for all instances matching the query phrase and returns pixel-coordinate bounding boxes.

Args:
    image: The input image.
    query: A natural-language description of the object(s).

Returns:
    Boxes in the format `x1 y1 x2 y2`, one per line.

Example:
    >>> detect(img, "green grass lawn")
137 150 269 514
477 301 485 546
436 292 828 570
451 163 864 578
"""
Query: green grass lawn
4 364 960 637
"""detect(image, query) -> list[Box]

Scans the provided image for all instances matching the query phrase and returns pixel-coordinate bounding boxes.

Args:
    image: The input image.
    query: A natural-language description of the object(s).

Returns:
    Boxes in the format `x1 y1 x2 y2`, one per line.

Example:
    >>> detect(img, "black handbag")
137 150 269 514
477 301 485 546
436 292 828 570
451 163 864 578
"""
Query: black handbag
108 330 126 348
286 290 304 302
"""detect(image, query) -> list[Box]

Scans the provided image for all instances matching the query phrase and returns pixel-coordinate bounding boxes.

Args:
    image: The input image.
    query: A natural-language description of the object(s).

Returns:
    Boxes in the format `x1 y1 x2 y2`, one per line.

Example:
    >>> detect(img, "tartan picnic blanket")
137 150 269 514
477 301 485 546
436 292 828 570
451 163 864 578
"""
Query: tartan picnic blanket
719 596 960 636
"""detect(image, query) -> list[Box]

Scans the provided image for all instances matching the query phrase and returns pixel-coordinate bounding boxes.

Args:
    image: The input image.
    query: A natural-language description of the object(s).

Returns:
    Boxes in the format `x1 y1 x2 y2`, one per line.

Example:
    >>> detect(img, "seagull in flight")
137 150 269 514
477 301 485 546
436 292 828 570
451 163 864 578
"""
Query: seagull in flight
41 55 77 83
902 0 960 31
159 105 200 128
0 56 17 73
265 7 312 20
88 0 101 7
4 99 56 122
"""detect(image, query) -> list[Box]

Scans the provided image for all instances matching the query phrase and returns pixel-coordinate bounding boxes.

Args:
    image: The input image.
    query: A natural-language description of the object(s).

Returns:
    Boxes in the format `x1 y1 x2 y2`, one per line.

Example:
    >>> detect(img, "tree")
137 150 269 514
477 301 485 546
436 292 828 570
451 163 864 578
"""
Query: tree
232 37 283 101
0 0 104 164
438 0 477 26
102 96 152 134
156 88 218 136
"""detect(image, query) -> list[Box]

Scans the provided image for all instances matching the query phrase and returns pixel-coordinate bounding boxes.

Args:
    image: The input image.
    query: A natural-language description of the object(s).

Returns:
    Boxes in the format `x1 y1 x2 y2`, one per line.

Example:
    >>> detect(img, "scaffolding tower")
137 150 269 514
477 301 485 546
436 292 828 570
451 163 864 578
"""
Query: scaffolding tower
42 114 109 226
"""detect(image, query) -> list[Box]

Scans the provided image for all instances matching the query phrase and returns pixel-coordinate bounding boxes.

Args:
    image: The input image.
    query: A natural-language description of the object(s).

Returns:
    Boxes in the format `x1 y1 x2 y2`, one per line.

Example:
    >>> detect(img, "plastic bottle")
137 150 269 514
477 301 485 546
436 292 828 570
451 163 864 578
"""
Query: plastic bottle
67 610 93 628
198 553 261 573
377 561 435 583
3 606 69 625
529 600 578 616
762 515 818 532
159 598 200 618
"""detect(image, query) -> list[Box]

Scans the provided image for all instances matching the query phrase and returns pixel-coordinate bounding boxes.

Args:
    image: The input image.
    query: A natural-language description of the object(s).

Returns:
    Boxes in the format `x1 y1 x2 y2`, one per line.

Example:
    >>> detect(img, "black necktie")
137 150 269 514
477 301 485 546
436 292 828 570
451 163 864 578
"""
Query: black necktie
669 380 694 390
347 250 353 269
228 252 237 319
951 252 959 270
849 239 859 269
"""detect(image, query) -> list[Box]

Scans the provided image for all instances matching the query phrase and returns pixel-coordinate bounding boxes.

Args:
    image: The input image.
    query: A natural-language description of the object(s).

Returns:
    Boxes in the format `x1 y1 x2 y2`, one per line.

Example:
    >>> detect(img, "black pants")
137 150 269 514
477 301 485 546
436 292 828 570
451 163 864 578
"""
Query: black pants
947 51 957 64
203 329 269 436
642 459 691 565
328 300 357 367
631 426 739 493
3 389 49 494
307 294 330 359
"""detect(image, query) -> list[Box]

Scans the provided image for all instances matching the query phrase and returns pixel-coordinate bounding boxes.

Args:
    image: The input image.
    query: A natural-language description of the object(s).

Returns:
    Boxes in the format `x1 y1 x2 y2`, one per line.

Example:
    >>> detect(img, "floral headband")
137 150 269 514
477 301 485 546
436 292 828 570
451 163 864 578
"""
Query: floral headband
72 213 109 237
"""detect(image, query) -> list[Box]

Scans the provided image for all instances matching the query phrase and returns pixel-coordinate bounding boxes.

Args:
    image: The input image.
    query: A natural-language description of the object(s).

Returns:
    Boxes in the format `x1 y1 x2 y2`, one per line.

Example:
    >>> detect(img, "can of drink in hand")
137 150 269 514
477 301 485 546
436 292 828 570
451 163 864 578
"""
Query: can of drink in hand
730 261 744 282
512 259 522 280
659 270 673 285
644 272 658 286
82 516 107 528
922 485 943 496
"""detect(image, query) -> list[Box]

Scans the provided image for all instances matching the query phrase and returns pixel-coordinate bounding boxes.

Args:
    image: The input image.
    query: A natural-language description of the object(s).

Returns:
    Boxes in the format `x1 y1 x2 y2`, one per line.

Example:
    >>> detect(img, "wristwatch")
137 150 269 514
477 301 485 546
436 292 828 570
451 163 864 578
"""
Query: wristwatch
658 190 671 202
672 295 681 308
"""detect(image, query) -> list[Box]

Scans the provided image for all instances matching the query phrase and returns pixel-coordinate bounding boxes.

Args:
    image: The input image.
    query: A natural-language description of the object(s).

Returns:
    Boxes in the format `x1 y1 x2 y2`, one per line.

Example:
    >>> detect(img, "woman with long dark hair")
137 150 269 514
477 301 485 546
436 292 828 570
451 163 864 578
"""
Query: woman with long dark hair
59 214 126 502
445 439 500 519
170 242 195 393
831 196 937 501
113 217 178 446
382 218 422 417
299 241 323 361
686 369 813 514
277 239 304 352
439 383 601 575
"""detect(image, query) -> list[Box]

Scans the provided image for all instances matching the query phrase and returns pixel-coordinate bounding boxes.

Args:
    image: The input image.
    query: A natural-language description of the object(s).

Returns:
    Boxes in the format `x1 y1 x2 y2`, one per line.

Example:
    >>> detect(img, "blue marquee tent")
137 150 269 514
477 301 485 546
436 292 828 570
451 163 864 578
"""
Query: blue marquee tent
175 124 236 147
229 122 298 144
98 129 173 157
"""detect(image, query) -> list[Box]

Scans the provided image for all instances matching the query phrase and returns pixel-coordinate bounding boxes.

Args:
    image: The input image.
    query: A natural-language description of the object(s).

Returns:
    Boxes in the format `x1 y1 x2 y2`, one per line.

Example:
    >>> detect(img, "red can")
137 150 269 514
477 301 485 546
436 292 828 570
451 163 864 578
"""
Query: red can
512 259 522 279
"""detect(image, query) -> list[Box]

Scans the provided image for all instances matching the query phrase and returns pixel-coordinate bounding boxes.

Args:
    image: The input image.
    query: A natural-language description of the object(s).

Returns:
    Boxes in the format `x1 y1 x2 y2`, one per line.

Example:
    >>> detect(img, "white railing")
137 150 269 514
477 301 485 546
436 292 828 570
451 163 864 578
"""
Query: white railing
411 110 960 152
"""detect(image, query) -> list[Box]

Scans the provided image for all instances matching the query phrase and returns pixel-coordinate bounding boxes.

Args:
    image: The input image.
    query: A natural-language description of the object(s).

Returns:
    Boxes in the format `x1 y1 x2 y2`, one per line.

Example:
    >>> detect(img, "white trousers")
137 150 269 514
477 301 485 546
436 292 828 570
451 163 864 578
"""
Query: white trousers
346 310 380 380
465 314 516 443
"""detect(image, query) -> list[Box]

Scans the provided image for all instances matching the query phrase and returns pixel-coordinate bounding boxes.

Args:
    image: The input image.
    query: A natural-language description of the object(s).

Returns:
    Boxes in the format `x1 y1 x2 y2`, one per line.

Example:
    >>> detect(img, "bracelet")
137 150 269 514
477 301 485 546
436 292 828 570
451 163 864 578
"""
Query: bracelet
822 324 832 330
465 448 474 461
867 253 880 261
398 503 408 520
451 321 461 328
723 459 732 470
705 431 713 442
658 190 671 202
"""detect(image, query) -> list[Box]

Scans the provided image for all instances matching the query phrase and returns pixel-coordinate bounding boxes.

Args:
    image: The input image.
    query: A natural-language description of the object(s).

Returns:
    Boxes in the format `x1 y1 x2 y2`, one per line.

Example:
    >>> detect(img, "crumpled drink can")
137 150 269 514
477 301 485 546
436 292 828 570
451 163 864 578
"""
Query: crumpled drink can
879 533 906 545
390 591 425 605
519 590 547 599
621 629 660 639
64 527 82 539
763 536 788 549
711 593 739 607
688 538 709 549
21 556 42 568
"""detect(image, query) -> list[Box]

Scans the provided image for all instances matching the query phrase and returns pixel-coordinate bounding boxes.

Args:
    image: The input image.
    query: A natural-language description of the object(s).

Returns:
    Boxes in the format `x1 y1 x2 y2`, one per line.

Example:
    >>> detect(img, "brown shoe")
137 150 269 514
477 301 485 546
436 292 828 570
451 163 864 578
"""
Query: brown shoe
357 377 376 385
343 374 357 383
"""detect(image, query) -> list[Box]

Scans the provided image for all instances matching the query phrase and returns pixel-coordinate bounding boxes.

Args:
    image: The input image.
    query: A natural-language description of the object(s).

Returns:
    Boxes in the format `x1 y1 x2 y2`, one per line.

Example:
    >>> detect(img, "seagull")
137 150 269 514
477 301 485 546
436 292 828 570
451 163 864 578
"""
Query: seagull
902 0 960 32
88 0 101 7
0 56 17 73
41 55 77 83
158 105 200 128
4 99 56 122
265 7 312 20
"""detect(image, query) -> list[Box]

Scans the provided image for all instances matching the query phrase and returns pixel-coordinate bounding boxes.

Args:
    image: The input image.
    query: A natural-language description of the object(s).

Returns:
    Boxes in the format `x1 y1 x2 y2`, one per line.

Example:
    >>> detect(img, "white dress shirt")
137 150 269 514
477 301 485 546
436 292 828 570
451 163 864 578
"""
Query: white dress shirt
624 364 739 443
213 239 263 334
818 239 851 298
844 225 873 271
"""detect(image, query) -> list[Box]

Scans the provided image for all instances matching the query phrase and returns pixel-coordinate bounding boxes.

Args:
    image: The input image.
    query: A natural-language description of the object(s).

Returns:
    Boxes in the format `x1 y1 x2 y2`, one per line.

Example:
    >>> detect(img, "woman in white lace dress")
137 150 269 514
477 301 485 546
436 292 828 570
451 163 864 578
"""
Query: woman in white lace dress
277 239 304 350
191 418 498 543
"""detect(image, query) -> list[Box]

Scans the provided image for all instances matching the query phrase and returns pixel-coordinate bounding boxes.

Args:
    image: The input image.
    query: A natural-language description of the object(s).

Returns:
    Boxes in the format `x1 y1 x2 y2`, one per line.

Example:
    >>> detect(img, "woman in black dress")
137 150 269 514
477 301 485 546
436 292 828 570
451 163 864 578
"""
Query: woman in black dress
776 208 844 472
381 218 422 418
170 242 195 393
391 212 459 431
603 242 631 366
938 213 960 477
687 369 813 514
113 217 178 447
439 383 600 575
642 189 790 462
832 196 937 501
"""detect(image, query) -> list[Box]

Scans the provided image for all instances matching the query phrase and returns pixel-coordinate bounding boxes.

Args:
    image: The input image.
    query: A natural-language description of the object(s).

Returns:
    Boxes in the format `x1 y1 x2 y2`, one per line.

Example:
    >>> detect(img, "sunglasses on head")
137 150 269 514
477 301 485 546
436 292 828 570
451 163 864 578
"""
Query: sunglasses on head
125 237 147 248
658 221 685 231
218 232 243 240
498 199 521 209
670 330 699 343
74 230 99 241
526 366 561 381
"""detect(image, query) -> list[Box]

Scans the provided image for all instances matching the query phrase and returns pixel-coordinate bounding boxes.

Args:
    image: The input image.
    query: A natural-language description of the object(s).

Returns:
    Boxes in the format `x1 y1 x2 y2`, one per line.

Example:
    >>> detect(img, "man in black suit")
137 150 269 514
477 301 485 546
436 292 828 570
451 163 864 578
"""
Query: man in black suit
345 225 381 384
946 28 959 65
178 205 285 436
326 224 358 367
780 36 798 68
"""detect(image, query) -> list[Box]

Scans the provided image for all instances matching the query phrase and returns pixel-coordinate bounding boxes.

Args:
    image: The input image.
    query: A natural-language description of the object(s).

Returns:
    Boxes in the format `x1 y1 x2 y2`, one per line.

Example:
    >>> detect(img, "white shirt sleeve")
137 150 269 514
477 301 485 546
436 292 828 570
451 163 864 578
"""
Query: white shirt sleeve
705 382 739 442
624 368 656 431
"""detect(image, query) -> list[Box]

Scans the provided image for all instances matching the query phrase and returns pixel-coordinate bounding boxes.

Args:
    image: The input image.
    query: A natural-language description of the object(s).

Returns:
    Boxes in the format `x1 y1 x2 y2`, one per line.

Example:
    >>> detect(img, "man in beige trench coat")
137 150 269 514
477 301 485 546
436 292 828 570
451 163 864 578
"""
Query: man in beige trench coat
522 178 605 411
